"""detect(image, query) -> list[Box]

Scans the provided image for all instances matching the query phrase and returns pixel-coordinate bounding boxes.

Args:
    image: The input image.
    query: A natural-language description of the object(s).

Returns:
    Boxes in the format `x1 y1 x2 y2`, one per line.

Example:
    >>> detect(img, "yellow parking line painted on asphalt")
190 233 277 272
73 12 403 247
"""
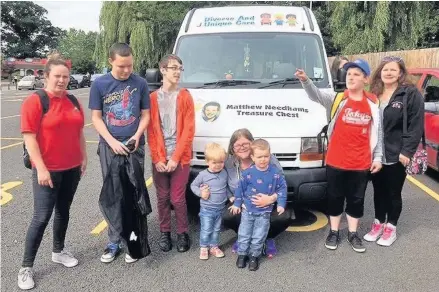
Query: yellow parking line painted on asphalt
0 192 13 206
85 123 93 127
0 137 23 141
1 181 23 206
286 210 328 232
2 99 23 102
0 142 23 150
0 114 20 120
407 175 439 202
146 176 153 187
90 220 108 235
91 177 154 235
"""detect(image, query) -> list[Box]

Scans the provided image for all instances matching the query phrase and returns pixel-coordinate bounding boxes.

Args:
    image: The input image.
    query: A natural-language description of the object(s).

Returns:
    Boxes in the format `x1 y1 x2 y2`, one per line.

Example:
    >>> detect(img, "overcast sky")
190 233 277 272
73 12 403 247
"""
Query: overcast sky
35 1 102 32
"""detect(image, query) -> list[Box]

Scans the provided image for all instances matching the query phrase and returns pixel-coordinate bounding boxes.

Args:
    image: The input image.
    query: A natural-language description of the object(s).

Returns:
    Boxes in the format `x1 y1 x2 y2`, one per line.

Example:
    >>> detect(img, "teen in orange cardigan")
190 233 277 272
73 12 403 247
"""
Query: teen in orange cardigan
147 54 195 253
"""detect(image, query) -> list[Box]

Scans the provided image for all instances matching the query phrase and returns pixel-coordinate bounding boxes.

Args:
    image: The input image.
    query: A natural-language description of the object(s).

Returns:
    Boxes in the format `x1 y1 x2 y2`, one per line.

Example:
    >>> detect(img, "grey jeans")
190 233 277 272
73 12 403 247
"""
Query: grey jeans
97 142 145 244
22 167 81 267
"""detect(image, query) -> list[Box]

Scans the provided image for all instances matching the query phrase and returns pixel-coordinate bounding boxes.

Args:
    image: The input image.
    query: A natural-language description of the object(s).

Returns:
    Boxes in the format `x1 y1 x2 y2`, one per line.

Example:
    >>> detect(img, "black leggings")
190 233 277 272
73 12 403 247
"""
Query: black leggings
371 162 407 226
22 167 81 267
222 202 292 239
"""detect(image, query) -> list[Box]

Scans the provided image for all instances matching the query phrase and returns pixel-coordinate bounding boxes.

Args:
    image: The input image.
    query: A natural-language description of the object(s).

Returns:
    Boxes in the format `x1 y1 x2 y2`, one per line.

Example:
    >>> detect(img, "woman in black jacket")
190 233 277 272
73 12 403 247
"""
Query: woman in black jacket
364 56 424 246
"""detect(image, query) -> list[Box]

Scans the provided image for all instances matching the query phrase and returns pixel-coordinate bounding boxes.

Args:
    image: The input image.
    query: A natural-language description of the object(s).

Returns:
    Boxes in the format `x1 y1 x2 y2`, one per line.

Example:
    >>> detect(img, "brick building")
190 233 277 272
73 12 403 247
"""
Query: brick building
1 57 72 79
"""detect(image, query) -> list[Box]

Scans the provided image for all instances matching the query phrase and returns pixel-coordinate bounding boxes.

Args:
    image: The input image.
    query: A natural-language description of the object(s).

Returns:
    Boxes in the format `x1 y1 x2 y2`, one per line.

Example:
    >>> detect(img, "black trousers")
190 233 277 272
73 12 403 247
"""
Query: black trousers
22 167 81 267
326 165 369 218
222 202 292 239
371 162 407 226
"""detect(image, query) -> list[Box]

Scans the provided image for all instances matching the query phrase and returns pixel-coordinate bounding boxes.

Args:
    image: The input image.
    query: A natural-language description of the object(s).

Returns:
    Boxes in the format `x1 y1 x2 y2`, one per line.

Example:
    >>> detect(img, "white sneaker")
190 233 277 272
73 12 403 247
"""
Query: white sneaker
363 219 384 242
377 224 397 246
52 250 79 268
125 254 138 263
18 267 35 290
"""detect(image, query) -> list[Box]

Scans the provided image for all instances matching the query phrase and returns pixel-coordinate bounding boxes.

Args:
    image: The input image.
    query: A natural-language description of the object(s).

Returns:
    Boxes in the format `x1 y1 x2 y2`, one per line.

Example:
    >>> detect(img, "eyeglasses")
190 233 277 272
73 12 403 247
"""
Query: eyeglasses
165 67 184 72
382 56 404 63
233 142 251 150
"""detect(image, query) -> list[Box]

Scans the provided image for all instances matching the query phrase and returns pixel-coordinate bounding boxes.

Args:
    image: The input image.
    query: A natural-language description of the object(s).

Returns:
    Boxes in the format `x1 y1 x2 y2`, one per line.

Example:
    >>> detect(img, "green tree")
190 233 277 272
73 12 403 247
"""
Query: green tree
418 1 439 48
330 1 434 54
1 2 64 58
95 1 439 70
1 55 16 81
57 29 98 73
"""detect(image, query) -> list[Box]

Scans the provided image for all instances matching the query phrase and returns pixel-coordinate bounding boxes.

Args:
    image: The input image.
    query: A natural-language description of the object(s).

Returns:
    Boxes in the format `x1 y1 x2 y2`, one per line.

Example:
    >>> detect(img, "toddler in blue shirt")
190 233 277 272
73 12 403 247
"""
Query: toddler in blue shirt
230 139 287 271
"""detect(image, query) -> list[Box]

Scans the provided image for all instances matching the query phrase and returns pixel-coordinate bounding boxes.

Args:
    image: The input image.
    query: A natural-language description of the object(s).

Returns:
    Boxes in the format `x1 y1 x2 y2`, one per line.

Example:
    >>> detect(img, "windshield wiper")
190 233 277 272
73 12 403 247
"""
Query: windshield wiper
195 79 261 89
258 77 301 89
258 77 323 89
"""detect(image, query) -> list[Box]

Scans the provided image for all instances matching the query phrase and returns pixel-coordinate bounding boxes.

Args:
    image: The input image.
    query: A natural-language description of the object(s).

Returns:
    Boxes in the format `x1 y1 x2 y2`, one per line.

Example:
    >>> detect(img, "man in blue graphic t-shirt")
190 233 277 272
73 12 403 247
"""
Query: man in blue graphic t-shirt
89 43 150 264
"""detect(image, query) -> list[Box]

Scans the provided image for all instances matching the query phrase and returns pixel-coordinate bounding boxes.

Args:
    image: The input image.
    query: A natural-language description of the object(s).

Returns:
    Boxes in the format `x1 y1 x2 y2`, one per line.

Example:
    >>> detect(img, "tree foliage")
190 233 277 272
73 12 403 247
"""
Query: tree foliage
330 1 435 54
57 29 98 73
94 1 439 73
1 2 64 58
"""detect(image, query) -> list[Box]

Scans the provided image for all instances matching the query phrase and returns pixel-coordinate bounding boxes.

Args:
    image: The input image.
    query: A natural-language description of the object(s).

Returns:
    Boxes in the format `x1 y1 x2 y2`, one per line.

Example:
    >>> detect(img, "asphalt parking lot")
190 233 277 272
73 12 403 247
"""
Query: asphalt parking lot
1 86 439 292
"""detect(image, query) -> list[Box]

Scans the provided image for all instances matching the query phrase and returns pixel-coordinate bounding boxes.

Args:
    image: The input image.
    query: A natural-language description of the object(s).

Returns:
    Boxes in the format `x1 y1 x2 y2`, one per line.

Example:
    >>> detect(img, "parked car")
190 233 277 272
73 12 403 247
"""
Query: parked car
408 68 439 171
72 74 91 88
68 75 79 90
90 73 104 85
17 75 44 90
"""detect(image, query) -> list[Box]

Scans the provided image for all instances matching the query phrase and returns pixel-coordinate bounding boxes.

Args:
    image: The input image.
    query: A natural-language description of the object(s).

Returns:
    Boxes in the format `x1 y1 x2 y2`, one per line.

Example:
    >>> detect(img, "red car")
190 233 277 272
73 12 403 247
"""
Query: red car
408 68 439 171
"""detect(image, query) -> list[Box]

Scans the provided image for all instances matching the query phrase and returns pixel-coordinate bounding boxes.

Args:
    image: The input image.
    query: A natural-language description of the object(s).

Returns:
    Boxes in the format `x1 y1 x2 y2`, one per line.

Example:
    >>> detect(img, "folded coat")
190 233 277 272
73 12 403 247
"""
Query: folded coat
99 153 152 259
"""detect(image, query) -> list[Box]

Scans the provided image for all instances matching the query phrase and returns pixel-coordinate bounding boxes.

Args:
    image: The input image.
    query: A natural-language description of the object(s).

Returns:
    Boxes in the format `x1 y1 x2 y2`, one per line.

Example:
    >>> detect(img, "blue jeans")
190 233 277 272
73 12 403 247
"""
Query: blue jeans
199 207 223 248
237 209 271 257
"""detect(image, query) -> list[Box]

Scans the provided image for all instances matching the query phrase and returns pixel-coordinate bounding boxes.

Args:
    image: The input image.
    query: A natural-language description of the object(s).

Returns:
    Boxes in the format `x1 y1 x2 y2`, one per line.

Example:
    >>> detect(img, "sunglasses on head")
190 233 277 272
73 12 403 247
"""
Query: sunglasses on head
382 56 404 63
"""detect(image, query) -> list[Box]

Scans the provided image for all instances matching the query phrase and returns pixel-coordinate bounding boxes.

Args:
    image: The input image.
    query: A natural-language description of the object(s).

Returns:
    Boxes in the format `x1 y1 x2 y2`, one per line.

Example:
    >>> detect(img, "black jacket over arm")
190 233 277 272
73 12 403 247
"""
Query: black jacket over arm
99 154 152 259
382 85 424 162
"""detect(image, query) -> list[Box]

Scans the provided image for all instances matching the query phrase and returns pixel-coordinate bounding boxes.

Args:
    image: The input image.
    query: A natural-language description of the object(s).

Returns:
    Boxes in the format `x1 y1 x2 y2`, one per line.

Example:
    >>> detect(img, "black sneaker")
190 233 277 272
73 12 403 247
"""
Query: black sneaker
325 230 340 250
176 232 190 252
159 232 172 252
248 256 259 271
347 232 366 253
236 255 248 268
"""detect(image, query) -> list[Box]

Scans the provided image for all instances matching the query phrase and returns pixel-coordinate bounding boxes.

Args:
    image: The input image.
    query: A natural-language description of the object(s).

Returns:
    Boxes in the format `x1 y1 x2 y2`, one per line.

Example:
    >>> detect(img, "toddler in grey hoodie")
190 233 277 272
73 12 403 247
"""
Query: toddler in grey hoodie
191 143 234 260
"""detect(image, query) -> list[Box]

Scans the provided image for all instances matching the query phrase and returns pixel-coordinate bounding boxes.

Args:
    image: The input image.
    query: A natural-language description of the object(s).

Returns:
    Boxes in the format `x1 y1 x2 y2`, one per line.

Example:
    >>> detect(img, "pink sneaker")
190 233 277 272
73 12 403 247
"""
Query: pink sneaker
363 219 384 242
377 224 397 246
199 247 209 260
209 246 225 258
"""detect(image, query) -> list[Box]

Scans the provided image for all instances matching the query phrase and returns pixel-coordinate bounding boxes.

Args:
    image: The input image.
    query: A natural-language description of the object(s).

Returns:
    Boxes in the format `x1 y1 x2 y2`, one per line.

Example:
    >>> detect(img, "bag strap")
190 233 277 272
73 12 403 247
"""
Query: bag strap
66 93 81 110
317 129 327 168
24 89 51 142
403 93 426 149
35 89 50 115
330 92 345 121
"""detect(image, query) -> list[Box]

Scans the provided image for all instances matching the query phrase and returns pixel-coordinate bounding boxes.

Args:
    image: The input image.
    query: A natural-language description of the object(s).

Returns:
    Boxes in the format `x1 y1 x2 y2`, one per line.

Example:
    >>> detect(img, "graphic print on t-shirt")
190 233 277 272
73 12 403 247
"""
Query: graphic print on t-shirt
103 86 138 127
341 107 371 126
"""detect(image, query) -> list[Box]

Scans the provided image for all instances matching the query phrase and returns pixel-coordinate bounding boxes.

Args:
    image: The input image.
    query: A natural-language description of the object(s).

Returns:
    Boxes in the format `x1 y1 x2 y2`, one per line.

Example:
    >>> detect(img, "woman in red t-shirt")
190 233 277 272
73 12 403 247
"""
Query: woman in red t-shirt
17 53 86 291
